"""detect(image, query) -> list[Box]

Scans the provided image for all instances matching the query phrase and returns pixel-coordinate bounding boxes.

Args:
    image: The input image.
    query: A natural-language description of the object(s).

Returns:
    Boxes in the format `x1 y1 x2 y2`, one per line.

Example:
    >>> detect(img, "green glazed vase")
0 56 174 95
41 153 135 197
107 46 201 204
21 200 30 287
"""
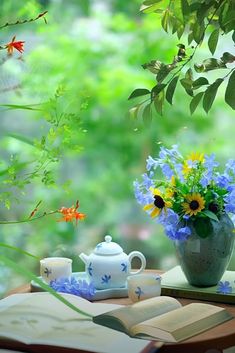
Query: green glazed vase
174 213 235 287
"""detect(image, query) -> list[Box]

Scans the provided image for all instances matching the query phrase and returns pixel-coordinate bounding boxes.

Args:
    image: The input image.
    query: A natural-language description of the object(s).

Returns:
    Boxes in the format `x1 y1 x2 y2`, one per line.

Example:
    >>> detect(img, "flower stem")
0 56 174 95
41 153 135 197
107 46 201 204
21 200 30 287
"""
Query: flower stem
0 210 58 225
0 11 48 30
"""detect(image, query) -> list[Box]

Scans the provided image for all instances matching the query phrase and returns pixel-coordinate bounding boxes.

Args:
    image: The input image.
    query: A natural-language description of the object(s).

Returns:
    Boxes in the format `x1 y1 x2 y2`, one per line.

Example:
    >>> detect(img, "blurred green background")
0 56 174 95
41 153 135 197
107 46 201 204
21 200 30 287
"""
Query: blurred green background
0 0 235 296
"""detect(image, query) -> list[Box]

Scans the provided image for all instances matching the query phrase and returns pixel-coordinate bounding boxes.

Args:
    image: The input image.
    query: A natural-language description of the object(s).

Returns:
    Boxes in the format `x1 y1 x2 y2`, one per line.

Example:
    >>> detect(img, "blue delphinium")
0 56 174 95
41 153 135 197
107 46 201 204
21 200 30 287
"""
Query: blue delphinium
134 145 235 242
50 277 95 300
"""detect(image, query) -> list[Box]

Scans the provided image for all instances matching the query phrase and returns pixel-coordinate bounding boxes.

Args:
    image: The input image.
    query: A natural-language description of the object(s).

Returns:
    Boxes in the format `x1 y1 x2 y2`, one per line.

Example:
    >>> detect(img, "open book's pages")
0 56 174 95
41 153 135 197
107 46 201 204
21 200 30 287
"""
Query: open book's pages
0 293 150 353
93 296 233 343
161 266 235 304
93 296 182 333
130 303 233 342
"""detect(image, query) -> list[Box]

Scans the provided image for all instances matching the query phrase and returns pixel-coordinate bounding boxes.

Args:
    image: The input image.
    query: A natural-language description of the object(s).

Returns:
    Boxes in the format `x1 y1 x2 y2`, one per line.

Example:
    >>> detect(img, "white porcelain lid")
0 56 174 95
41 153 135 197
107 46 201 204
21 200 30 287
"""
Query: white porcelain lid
94 235 123 255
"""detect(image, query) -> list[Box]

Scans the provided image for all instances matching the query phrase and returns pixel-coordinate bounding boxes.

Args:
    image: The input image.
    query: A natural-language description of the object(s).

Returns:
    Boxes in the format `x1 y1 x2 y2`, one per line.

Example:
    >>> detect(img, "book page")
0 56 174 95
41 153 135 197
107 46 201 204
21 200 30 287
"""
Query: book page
0 293 122 341
95 296 182 331
0 293 150 353
131 302 232 342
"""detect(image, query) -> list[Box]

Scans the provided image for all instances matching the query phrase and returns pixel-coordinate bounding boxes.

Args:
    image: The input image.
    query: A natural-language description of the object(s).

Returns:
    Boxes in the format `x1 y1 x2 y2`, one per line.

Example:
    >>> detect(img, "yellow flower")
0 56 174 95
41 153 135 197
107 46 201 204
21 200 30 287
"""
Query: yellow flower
182 193 205 216
144 188 172 218
182 161 191 176
188 152 205 163
182 152 205 176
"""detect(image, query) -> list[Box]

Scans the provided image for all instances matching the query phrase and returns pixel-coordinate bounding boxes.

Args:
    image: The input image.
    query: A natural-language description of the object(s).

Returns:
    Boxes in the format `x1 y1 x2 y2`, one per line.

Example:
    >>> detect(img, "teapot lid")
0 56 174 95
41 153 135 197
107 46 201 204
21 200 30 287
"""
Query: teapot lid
94 235 123 255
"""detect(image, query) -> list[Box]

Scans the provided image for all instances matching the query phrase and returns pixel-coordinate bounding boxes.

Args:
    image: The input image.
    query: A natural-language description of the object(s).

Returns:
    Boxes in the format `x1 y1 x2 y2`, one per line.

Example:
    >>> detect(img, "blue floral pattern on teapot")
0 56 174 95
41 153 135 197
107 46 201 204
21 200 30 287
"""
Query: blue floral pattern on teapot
79 235 146 289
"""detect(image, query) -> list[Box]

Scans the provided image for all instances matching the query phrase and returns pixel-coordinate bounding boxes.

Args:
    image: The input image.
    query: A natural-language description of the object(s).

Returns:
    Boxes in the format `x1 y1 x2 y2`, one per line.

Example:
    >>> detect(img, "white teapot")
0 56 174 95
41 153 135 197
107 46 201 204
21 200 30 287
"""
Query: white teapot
79 235 146 289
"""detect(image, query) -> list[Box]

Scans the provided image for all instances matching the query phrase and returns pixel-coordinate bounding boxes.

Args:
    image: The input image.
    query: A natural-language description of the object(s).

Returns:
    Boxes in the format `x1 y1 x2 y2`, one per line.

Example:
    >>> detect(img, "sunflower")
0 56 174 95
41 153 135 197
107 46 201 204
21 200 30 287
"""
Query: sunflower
182 193 205 216
144 188 172 218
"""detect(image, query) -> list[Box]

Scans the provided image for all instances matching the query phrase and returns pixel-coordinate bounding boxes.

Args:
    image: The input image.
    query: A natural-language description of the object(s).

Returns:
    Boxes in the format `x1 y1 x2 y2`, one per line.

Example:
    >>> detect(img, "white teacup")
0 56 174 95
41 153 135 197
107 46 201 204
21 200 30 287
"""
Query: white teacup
40 257 72 284
127 273 161 302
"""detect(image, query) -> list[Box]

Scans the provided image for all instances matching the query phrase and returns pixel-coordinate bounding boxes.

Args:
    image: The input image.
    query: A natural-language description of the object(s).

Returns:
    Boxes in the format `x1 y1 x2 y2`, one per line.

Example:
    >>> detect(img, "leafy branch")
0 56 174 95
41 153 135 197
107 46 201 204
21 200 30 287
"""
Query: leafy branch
128 0 235 120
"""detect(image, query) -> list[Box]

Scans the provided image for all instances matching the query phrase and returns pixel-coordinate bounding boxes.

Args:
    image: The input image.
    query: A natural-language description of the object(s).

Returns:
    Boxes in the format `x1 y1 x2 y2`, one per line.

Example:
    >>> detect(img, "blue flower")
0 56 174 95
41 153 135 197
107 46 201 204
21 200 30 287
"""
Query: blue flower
204 153 219 171
159 145 181 160
224 189 235 214
217 281 233 294
101 274 111 284
133 180 152 206
215 174 231 189
225 159 235 175
200 173 212 187
146 156 158 171
135 286 144 300
50 277 95 300
161 163 174 179
141 172 154 189
165 224 191 241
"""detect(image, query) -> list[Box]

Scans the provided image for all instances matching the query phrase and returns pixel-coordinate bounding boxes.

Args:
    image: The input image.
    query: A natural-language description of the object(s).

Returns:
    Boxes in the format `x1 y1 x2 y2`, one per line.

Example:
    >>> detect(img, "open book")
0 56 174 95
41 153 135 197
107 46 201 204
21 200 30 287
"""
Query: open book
0 292 151 353
93 296 233 343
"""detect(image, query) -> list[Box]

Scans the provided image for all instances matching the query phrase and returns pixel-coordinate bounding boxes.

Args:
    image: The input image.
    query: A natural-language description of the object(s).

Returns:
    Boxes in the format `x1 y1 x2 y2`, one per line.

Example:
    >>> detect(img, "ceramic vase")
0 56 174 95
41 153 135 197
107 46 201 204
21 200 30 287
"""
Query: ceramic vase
174 213 235 287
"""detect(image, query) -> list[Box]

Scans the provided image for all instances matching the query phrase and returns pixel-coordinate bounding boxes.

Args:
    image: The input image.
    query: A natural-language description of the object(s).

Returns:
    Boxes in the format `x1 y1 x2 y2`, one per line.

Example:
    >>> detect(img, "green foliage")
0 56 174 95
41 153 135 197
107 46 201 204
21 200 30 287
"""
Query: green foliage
129 0 235 119
0 87 88 208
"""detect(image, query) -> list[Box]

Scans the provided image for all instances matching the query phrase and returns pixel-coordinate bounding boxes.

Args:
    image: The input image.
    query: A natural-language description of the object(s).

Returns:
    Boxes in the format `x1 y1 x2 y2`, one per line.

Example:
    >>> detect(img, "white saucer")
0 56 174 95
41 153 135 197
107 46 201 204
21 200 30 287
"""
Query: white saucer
30 272 128 301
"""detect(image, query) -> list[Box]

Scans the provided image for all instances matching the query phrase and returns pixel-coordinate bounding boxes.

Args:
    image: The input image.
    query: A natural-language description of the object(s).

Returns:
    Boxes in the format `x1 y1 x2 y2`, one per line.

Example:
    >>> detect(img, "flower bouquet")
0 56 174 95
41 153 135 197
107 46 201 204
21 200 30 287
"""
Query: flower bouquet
134 145 235 286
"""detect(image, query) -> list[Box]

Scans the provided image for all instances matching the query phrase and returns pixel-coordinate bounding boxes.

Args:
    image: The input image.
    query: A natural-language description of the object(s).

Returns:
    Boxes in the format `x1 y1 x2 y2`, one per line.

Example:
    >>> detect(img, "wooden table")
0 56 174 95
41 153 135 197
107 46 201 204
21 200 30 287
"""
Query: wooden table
5 271 235 353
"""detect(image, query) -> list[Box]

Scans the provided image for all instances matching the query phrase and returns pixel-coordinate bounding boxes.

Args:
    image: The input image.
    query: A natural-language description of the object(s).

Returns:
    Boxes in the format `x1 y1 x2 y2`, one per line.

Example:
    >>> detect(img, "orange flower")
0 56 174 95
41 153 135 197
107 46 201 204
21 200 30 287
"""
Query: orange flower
6 36 25 55
58 200 86 224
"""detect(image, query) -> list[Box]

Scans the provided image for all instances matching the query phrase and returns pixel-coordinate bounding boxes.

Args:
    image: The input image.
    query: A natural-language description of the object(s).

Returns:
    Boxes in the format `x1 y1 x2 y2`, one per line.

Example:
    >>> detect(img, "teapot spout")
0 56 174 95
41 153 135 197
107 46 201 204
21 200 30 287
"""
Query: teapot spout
79 252 89 265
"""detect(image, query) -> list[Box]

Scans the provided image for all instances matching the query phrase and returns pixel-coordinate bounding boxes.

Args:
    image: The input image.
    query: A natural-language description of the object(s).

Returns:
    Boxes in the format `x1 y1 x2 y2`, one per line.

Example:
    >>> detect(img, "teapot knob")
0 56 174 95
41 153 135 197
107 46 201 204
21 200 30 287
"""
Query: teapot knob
105 235 112 243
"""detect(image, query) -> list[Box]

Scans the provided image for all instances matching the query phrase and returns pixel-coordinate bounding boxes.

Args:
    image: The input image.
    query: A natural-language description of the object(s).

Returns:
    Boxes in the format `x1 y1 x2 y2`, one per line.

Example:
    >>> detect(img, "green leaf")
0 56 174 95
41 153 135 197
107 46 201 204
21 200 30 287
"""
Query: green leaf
194 58 227 73
203 78 223 113
0 243 39 259
6 133 36 148
0 254 92 318
161 9 169 32
0 104 41 111
180 78 193 96
151 83 166 97
166 76 179 105
185 68 193 81
142 103 152 125
208 29 219 55
220 52 235 64
225 70 235 110
174 1 184 23
190 91 204 114
194 217 213 238
140 0 163 13
232 30 235 43
187 32 194 45
202 210 219 222
181 0 190 18
192 21 204 44
143 0 161 5
177 24 185 39
142 60 162 74
128 88 150 100
156 64 172 82
154 90 165 115
129 105 141 120
192 77 209 89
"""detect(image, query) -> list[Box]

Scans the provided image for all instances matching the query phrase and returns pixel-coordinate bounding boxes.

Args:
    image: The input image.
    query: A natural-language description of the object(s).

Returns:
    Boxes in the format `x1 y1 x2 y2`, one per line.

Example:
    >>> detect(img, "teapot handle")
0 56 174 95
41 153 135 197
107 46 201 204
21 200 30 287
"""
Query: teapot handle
128 251 146 275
